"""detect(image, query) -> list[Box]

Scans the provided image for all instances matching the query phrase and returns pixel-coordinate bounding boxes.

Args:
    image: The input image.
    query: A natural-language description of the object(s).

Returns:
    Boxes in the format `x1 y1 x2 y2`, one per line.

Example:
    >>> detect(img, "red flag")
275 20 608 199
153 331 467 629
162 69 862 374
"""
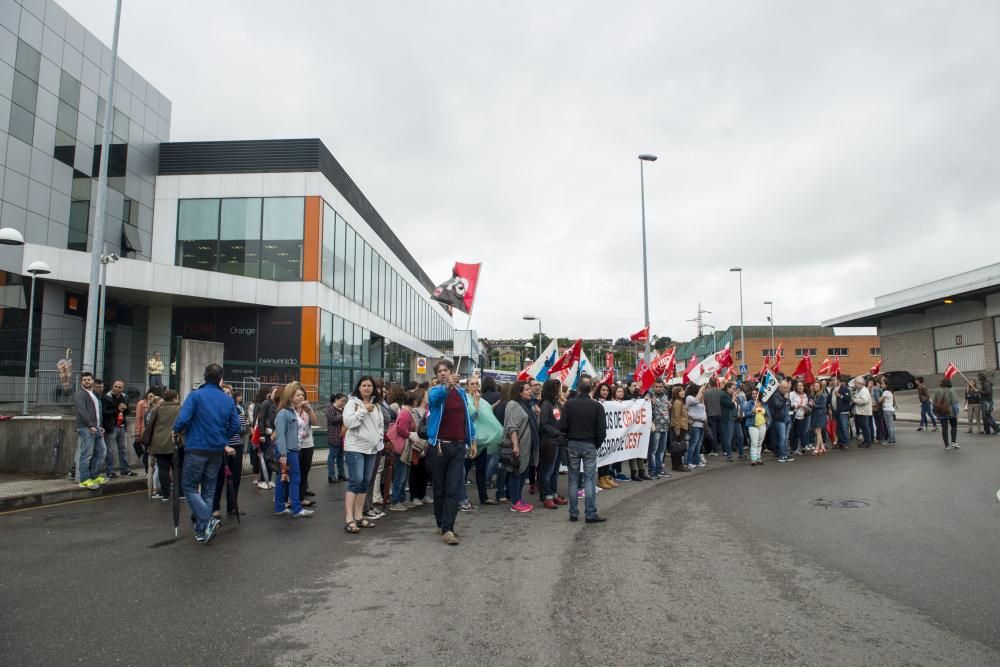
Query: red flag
772 342 784 373
517 369 530 382
791 354 815 385
635 358 655 394
599 368 614 385
817 358 833 376
870 359 882 376
830 356 841 378
943 362 958 380
604 352 614 371
682 353 699 384
629 326 650 342
723 366 735 383
650 347 676 379
431 262 481 315
548 339 581 375
758 355 770 379
715 346 734 370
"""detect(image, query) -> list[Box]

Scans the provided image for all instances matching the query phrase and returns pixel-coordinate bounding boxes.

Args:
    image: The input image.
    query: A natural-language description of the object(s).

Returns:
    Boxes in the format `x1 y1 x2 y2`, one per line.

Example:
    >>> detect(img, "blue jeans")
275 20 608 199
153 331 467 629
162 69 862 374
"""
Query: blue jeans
326 443 346 481
837 413 851 444
345 451 376 494
859 416 874 444
648 431 668 474
506 469 524 504
391 454 409 504
771 420 788 460
883 411 896 443
104 425 129 474
919 401 937 428
274 449 302 514
566 440 597 519
733 422 745 458
75 428 105 482
719 419 734 458
182 451 222 535
686 426 704 466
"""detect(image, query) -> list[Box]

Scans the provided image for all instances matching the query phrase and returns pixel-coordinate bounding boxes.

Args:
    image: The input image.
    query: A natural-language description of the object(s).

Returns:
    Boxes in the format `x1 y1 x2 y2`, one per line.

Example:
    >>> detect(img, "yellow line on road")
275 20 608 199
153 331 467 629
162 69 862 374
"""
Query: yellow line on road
0 490 148 516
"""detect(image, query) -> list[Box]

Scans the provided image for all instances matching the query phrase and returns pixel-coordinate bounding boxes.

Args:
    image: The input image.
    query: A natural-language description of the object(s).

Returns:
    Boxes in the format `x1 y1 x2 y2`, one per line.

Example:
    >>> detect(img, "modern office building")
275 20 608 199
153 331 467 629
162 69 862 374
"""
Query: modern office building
0 0 452 403
825 263 1000 377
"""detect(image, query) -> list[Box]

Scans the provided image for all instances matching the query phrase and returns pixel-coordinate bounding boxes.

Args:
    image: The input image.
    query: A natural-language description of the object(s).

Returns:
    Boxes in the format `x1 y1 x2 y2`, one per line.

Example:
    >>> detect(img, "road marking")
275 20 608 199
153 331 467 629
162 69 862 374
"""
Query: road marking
0 490 147 516
996 489 1000 503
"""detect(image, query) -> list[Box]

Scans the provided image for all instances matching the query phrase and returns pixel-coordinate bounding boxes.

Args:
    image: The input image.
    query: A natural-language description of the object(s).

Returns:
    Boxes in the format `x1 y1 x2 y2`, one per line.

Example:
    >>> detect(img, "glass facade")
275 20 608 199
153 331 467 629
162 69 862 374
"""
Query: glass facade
176 197 304 280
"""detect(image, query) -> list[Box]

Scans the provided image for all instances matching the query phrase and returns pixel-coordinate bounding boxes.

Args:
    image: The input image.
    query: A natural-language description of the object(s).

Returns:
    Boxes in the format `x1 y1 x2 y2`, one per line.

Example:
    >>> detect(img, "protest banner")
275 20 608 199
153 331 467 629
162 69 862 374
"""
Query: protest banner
594 398 652 468
759 370 779 402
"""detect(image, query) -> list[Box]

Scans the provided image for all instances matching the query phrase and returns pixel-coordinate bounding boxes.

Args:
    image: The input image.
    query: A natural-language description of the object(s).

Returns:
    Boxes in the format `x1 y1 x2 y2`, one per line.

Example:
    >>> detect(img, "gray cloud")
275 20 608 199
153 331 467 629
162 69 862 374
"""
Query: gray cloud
61 0 1000 340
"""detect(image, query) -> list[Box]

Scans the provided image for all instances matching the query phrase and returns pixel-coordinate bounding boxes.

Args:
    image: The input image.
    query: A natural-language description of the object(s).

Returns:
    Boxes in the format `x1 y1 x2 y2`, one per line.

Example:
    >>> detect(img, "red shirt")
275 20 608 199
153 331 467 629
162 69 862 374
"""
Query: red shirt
437 389 467 442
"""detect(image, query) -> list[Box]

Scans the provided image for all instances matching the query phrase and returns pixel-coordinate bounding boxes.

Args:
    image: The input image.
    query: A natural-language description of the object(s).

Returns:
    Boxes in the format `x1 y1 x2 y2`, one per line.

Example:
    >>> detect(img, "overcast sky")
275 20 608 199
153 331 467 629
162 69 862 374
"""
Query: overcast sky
61 0 1000 342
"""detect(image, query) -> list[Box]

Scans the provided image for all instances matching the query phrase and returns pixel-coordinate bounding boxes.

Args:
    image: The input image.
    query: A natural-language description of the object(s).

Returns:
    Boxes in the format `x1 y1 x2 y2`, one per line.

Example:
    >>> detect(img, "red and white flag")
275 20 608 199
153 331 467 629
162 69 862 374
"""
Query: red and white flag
635 357 655 394
772 342 784 373
604 351 614 371
685 346 734 385
682 353 699 384
548 339 582 375
650 347 676 379
870 359 882 376
830 356 841 378
630 326 650 342
943 362 958 380
431 262 481 315
758 355 770 379
817 358 833 376
599 368 614 386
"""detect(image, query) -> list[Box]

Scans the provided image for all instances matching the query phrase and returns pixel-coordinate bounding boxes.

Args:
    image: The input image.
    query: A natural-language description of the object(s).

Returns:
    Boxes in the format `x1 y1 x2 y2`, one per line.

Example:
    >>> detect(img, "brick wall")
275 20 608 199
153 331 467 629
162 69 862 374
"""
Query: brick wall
881 329 935 375
734 335 881 376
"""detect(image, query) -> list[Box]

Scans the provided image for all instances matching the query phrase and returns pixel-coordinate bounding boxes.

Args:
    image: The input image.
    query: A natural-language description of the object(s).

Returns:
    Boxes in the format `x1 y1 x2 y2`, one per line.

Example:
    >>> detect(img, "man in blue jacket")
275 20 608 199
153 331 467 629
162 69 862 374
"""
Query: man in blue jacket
426 359 476 545
173 364 241 544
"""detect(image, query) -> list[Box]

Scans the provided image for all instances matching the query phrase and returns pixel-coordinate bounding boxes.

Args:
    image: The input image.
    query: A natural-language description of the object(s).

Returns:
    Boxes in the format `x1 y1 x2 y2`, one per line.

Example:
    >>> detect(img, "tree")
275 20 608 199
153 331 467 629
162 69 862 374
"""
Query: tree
614 337 631 347
654 335 673 352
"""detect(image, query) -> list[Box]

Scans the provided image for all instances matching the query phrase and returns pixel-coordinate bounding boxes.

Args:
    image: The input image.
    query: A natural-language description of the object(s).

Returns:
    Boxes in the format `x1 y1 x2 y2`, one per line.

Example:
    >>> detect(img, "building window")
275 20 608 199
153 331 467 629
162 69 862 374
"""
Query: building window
219 198 262 278
176 199 220 270
333 212 347 294
827 347 849 356
870 347 880 356
321 203 335 288
344 224 356 301
364 244 373 310
794 348 817 357
260 198 304 281
353 236 365 304
761 348 775 357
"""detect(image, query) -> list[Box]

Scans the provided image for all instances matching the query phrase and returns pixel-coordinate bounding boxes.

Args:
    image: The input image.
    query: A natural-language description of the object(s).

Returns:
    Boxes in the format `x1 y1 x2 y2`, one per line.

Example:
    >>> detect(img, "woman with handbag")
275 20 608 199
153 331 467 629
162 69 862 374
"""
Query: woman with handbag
810 381 829 455
388 391 419 511
669 386 690 471
468 376 503 506
406 390 431 507
501 380 536 513
147 390 180 501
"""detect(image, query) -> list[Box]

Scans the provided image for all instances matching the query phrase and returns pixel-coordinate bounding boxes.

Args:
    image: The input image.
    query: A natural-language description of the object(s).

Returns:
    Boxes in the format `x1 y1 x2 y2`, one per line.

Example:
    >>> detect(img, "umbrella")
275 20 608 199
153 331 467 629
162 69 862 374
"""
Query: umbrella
172 441 181 537
224 455 240 524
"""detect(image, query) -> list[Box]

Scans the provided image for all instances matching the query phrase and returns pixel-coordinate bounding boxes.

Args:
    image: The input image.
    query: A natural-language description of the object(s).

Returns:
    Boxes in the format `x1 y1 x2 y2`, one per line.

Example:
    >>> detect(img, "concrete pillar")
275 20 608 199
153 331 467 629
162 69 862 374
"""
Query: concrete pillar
984 316 997 371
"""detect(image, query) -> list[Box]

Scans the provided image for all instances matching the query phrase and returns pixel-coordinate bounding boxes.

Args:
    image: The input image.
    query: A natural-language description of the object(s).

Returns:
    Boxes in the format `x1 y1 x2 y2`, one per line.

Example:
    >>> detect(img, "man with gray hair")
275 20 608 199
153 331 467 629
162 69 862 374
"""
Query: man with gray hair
852 377 874 447
558 377 607 523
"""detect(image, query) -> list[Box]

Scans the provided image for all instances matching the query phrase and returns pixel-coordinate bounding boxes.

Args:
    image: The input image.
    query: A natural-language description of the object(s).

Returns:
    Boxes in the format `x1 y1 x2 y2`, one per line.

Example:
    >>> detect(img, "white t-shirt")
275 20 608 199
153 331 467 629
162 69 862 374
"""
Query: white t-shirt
882 389 895 412
87 390 102 427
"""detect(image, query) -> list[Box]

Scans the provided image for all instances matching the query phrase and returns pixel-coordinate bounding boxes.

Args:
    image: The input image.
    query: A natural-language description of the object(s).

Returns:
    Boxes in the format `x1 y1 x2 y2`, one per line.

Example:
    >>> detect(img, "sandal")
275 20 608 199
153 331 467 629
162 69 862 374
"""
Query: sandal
344 521 360 533
357 518 376 528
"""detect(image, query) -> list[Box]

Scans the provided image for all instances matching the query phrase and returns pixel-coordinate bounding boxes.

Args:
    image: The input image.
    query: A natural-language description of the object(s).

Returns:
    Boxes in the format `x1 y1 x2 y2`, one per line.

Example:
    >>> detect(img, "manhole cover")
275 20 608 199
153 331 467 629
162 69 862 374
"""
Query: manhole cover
810 498 870 509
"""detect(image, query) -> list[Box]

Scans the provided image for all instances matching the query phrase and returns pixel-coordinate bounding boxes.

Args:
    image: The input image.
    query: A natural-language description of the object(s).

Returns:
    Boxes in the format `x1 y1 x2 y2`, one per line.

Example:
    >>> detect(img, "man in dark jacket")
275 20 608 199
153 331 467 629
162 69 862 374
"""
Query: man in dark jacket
102 379 134 478
978 373 997 435
703 378 723 456
558 377 607 523
767 381 792 463
719 382 737 462
173 364 241 545
73 372 106 489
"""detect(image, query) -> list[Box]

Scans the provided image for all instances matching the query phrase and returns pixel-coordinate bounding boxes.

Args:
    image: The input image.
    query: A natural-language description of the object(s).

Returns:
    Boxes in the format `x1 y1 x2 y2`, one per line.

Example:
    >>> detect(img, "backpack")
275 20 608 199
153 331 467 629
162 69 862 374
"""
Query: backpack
933 392 950 417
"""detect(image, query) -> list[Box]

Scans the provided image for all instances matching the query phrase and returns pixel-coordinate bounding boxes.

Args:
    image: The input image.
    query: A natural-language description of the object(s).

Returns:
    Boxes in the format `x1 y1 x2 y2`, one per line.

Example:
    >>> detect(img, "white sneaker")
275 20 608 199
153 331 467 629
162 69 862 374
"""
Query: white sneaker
700 455 707 465
407 498 423 507
390 503 408 511
951 443 960 449
267 481 275 489
292 509 314 518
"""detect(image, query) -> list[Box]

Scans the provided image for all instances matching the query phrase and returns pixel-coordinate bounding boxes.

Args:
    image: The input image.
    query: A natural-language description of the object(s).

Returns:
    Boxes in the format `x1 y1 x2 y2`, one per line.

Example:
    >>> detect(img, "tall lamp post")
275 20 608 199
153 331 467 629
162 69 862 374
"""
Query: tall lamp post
95 252 120 379
764 300 775 355
523 315 542 359
638 153 657 363
730 267 744 376
22 260 50 414
523 342 534 369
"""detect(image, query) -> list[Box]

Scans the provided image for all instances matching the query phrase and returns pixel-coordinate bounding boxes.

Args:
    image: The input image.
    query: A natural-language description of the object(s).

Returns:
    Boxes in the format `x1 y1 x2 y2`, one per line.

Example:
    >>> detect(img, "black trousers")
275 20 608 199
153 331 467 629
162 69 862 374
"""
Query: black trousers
212 445 243 512
409 455 430 501
298 447 314 498
430 441 466 534
155 454 173 498
940 416 958 447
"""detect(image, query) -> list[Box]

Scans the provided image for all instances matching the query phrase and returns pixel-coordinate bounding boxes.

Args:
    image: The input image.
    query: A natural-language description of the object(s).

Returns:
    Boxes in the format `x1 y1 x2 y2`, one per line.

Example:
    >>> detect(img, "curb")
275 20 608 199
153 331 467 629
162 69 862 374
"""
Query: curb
0 479 148 512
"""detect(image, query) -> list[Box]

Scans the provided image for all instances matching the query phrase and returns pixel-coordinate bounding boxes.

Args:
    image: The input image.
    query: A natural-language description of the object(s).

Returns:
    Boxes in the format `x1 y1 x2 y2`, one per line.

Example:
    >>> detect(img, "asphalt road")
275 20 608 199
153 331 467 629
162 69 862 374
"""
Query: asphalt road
2 428 999 666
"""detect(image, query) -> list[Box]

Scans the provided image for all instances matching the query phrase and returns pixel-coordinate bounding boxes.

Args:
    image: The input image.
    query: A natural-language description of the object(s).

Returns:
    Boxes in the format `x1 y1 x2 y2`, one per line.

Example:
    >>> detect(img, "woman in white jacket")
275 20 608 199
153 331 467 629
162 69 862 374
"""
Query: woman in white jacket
342 376 385 533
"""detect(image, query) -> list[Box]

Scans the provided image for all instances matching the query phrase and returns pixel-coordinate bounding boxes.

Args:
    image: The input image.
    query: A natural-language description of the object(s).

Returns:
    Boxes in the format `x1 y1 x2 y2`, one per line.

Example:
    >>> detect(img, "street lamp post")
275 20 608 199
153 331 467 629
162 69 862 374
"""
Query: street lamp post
638 153 657 363
22 261 51 415
523 315 542 361
730 267 744 377
523 343 534 369
764 300 774 355
82 0 124 374
96 253 120 379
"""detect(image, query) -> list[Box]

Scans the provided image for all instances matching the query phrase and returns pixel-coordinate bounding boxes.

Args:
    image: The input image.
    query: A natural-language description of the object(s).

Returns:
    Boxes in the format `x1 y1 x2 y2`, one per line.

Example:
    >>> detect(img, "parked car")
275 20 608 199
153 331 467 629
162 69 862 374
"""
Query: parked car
880 370 917 391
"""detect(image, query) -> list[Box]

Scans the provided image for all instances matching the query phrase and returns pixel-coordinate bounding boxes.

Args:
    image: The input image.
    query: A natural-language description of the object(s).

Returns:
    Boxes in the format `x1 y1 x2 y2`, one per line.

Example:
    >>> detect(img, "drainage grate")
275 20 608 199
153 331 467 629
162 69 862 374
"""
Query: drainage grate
810 498 871 509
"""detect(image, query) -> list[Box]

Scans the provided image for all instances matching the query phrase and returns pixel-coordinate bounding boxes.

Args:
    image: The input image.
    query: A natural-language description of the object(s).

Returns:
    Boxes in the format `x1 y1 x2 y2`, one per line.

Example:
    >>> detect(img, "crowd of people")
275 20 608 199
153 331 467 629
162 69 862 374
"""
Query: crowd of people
69 360 997 546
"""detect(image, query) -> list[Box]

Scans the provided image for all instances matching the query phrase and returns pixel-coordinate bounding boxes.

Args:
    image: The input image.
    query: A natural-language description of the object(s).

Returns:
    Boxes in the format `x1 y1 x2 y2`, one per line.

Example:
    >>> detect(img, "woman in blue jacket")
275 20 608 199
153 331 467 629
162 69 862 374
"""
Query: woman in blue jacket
274 382 313 518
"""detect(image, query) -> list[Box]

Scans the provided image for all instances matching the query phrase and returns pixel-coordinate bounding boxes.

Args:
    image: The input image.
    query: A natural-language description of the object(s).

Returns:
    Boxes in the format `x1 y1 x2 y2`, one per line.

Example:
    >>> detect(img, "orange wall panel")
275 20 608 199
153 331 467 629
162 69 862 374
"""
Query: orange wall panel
300 306 319 401
303 196 321 282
